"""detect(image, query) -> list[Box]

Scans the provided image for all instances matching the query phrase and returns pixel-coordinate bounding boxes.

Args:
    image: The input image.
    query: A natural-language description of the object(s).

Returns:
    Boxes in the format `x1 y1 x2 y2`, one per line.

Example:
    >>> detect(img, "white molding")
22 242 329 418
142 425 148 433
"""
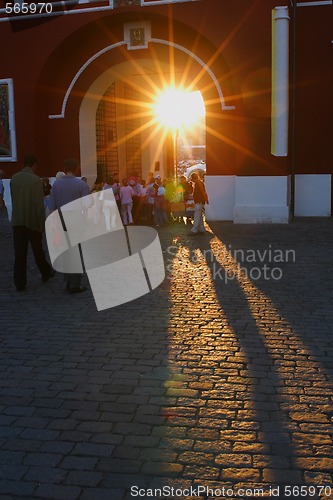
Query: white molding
0 78 17 162
49 41 126 119
297 1 332 6
150 39 235 112
49 38 235 119
141 0 200 4
0 0 201 22
0 1 114 22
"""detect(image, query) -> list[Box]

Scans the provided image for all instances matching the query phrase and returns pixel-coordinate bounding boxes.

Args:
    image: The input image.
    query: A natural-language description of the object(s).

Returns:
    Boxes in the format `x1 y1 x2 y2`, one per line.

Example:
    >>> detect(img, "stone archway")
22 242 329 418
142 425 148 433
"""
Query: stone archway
59 29 231 185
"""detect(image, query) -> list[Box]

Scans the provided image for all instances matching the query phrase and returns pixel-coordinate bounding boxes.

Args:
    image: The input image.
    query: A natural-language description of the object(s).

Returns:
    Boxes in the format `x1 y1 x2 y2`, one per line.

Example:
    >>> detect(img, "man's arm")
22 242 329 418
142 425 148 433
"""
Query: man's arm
35 178 47 231
204 188 209 204
198 180 209 204
203 183 209 204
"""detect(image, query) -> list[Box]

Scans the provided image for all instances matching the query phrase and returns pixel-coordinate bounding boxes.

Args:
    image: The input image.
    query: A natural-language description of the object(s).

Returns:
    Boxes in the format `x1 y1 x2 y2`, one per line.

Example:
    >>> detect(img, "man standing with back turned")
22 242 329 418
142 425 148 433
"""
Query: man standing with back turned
10 154 54 291
49 158 90 294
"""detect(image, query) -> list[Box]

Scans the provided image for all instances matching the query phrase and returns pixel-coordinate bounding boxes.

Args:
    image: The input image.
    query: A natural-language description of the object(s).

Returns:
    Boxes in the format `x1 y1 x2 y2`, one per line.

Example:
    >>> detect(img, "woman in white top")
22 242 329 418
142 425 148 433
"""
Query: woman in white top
101 178 118 231
119 178 134 225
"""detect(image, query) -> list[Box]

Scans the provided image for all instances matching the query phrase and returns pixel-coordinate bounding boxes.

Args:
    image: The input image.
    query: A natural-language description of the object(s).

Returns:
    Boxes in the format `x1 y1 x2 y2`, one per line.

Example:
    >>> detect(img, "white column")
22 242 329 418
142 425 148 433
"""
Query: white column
271 6 290 157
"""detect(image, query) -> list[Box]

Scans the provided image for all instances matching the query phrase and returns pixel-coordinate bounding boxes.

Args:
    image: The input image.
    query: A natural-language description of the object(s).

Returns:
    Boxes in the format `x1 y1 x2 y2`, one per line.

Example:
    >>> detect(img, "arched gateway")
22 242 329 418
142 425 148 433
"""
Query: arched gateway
74 39 233 187
45 17 241 221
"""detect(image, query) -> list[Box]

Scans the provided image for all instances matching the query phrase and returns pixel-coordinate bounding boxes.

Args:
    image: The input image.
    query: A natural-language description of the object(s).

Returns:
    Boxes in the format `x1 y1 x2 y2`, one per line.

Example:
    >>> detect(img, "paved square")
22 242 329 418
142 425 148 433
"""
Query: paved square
1 209 332 499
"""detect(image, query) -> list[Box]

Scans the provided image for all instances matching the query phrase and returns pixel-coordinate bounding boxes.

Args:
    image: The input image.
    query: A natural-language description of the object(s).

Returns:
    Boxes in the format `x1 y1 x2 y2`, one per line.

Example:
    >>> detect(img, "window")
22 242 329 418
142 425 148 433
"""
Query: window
96 83 119 181
124 83 142 178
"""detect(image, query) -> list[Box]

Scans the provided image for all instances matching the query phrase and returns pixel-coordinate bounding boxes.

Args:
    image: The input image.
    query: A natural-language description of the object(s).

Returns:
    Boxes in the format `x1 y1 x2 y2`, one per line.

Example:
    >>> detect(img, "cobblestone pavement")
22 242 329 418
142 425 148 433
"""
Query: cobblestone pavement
0 206 333 500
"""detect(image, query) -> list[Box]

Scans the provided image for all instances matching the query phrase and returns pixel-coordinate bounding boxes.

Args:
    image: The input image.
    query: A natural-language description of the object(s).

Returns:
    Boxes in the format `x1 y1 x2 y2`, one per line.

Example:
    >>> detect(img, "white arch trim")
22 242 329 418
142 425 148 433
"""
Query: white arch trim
151 39 235 111
49 41 126 119
49 38 235 119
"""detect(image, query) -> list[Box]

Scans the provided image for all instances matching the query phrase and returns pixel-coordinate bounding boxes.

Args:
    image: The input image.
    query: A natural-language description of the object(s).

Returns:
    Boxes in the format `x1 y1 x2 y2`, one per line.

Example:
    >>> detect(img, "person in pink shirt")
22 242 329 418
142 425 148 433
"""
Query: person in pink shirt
119 178 134 225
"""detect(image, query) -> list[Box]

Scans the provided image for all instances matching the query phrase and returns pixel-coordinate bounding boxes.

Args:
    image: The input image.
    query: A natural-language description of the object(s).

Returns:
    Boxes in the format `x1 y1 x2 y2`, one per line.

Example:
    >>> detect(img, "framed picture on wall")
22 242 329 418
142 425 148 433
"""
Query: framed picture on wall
0 79 17 162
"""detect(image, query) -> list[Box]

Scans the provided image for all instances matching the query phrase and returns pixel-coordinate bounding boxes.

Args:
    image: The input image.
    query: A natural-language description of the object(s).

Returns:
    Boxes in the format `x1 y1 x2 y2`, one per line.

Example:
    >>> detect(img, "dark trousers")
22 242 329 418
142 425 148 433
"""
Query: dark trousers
65 273 82 290
13 226 52 289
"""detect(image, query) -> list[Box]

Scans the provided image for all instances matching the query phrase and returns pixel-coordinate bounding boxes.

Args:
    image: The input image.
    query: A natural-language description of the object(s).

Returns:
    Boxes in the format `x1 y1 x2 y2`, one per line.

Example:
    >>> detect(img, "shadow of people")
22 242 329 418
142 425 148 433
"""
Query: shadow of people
165 226 300 492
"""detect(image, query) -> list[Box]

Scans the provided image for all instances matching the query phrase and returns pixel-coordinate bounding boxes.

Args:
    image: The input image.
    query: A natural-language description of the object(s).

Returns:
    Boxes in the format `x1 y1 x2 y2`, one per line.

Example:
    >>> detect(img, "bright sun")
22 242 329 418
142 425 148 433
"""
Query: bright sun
154 87 205 130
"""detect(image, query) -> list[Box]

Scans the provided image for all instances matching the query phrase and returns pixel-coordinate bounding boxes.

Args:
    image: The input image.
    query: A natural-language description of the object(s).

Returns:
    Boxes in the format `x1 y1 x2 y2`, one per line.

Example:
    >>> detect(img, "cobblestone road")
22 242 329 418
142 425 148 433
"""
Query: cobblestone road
0 207 333 500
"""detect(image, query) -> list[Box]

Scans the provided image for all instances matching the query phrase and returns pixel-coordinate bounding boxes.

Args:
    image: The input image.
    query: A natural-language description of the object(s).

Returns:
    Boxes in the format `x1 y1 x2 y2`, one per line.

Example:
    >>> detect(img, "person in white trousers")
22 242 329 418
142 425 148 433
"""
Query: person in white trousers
100 180 118 231
120 178 134 225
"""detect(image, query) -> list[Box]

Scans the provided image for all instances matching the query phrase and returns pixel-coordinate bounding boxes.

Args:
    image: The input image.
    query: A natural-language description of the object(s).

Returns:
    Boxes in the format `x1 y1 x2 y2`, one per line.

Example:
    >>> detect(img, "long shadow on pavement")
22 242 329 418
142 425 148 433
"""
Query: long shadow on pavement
162 225 299 497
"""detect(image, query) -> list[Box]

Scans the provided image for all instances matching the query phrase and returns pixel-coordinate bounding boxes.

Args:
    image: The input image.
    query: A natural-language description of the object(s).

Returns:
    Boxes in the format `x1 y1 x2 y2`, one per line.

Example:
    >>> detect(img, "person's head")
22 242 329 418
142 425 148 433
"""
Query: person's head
24 154 38 171
106 177 114 186
63 158 79 175
56 171 66 180
141 180 146 187
191 172 199 182
122 178 128 186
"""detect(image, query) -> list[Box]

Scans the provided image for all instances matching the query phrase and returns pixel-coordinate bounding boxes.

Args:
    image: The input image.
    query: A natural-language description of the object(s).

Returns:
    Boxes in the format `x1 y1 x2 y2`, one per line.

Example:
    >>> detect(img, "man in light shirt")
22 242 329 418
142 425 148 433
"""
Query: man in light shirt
49 158 90 293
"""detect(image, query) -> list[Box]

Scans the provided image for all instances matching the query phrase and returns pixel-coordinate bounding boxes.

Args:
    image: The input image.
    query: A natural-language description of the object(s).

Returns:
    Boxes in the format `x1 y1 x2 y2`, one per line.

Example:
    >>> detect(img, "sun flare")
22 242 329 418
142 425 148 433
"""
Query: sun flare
154 87 205 131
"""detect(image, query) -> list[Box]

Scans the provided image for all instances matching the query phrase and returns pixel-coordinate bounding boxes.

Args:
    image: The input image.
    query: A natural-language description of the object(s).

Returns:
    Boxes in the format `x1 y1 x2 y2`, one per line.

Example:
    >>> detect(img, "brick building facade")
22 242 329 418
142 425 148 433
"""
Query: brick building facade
0 0 332 221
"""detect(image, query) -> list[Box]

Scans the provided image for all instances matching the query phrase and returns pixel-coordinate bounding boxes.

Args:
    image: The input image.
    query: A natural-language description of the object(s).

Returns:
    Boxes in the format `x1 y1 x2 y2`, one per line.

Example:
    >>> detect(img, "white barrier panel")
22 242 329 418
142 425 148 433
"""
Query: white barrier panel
45 191 165 310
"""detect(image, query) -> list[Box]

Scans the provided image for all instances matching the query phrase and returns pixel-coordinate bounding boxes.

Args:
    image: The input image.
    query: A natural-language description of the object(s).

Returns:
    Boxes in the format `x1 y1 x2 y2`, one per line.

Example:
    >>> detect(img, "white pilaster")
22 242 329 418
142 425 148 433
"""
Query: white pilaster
271 6 290 157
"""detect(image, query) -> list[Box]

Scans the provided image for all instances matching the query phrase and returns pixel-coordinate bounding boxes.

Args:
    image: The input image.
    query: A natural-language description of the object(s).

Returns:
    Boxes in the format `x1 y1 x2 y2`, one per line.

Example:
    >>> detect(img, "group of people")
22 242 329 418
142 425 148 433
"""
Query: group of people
9 155 209 293
91 172 208 234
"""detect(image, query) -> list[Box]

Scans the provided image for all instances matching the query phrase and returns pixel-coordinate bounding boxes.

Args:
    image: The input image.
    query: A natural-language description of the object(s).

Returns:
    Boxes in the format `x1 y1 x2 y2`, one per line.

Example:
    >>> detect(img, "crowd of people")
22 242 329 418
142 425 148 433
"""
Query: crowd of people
88 172 205 229
8 155 209 293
